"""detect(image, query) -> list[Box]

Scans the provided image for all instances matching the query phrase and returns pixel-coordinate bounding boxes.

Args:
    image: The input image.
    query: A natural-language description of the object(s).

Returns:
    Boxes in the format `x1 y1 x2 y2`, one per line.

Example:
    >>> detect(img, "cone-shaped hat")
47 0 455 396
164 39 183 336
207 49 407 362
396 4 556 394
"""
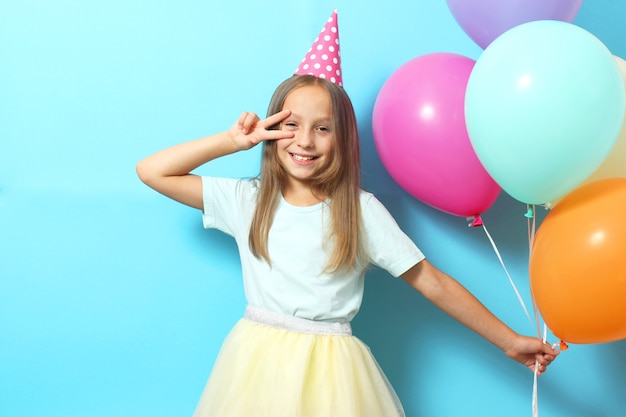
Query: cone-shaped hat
295 9 342 86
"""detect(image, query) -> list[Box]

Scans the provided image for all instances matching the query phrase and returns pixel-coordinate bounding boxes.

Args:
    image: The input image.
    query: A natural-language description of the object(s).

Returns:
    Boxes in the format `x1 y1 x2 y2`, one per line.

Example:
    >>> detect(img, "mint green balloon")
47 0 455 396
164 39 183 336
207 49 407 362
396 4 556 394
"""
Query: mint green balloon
465 20 625 205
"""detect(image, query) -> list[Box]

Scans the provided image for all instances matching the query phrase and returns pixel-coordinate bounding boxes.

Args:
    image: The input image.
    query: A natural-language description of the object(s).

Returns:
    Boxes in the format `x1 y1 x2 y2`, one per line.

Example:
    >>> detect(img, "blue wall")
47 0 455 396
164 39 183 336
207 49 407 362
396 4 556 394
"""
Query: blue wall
1 1 625 416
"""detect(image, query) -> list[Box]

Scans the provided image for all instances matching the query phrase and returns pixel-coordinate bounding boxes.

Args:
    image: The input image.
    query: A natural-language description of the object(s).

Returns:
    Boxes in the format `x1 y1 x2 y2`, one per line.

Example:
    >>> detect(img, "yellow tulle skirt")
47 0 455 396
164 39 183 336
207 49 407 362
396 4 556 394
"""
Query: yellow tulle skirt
192 306 405 417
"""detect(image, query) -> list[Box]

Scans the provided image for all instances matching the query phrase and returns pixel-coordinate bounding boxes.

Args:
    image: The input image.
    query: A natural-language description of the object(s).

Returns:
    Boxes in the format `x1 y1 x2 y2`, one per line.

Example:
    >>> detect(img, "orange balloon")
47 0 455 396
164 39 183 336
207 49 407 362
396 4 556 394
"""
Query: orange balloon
530 178 626 344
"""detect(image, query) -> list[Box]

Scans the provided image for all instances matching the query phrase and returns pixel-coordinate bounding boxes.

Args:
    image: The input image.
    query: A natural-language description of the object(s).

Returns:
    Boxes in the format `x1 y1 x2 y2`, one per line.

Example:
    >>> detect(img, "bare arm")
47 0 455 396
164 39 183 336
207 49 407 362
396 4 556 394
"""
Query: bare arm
401 260 559 375
136 110 293 209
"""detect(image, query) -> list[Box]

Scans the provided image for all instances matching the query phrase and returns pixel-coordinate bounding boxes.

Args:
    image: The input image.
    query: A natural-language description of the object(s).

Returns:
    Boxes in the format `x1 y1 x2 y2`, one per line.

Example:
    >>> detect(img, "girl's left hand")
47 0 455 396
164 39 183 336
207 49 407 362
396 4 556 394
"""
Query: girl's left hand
503 335 559 375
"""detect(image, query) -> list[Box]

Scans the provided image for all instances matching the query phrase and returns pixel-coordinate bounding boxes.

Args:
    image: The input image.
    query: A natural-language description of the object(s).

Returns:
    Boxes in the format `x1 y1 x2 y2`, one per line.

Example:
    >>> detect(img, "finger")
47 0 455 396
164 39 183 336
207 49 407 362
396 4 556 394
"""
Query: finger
262 109 292 129
536 355 549 367
529 363 543 375
541 341 560 356
532 357 550 374
259 128 294 142
237 112 249 130
242 112 262 134
536 352 556 367
236 112 260 134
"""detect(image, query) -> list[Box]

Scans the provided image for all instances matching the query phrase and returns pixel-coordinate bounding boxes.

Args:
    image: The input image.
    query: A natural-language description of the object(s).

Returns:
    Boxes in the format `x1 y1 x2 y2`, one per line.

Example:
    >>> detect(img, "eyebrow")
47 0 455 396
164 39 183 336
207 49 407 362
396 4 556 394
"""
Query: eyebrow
286 113 332 124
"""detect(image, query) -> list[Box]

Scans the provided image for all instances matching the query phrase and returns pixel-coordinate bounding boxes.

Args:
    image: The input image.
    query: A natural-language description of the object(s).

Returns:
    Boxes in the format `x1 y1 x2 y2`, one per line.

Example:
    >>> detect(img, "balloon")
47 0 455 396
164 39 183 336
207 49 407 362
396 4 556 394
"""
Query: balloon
530 178 626 344
373 53 500 217
465 21 625 205
549 56 626 207
446 0 582 49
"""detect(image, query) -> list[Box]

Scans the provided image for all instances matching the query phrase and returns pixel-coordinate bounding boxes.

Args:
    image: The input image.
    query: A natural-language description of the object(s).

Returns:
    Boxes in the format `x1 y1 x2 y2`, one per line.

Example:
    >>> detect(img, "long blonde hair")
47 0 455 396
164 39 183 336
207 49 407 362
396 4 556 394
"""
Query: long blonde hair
248 75 365 273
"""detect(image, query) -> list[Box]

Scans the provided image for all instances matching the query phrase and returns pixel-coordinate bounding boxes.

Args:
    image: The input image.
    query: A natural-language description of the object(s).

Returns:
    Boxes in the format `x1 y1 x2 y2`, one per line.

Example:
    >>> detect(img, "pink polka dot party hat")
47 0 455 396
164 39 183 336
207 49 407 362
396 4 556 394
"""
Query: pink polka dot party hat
295 9 343 86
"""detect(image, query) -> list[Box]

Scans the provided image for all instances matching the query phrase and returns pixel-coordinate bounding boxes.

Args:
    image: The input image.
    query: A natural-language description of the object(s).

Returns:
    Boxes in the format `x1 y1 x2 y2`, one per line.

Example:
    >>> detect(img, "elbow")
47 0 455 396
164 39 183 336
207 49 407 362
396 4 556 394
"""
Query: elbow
135 159 156 186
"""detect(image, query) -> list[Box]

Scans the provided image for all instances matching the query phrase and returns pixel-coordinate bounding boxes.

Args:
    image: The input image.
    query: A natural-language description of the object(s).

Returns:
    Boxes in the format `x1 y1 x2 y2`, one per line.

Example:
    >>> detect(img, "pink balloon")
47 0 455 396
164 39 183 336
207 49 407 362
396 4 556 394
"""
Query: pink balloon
372 53 501 217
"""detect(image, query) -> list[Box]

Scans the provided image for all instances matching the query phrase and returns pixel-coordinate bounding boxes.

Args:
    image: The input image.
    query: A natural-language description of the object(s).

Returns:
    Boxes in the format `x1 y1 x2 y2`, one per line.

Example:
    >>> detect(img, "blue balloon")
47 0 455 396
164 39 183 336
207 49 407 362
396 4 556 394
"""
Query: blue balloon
465 20 625 205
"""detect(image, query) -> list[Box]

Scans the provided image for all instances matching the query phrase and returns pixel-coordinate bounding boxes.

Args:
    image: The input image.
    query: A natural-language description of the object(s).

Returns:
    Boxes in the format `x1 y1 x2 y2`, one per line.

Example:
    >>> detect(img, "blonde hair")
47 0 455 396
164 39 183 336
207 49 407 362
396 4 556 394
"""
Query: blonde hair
248 75 365 273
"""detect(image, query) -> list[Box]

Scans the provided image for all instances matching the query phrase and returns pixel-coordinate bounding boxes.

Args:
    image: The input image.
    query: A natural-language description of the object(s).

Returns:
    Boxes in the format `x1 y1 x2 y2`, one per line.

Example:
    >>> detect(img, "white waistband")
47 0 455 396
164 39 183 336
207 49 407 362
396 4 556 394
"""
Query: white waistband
244 305 352 336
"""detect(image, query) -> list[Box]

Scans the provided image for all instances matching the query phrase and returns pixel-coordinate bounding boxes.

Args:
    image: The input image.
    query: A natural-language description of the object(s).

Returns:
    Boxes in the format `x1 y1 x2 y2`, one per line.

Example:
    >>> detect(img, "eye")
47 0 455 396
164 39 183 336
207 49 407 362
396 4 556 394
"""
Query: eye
317 126 331 133
283 121 297 130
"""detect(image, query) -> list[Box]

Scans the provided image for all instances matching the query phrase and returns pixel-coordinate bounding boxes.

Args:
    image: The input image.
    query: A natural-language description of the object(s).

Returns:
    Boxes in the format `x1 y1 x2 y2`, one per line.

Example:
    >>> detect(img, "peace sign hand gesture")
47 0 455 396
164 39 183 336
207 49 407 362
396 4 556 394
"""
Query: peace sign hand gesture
228 110 294 151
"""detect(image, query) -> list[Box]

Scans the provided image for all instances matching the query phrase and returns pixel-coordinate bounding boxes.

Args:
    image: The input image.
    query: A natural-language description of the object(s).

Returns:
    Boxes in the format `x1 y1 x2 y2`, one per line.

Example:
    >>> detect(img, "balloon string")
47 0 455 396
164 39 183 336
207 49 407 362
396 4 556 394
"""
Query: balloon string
532 324 548 417
526 203 536 255
525 204 534 251
526 204 542 338
527 204 545 417
472 212 553 417
471 216 534 327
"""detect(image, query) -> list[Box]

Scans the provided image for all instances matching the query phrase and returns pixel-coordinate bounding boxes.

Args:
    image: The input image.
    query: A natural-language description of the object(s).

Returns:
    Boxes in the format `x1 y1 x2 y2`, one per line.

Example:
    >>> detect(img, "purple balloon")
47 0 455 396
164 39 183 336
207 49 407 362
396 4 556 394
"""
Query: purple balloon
446 0 583 49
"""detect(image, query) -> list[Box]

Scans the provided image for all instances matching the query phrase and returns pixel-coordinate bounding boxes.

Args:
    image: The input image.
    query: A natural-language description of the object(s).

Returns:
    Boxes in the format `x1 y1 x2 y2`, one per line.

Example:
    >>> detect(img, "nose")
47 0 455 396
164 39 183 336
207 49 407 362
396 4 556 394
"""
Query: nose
295 130 314 148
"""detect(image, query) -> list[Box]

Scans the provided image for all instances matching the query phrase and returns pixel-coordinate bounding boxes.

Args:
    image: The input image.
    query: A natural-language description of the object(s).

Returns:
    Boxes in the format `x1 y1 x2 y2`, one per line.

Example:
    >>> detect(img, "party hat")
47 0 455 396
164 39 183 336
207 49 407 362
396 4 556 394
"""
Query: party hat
295 9 343 86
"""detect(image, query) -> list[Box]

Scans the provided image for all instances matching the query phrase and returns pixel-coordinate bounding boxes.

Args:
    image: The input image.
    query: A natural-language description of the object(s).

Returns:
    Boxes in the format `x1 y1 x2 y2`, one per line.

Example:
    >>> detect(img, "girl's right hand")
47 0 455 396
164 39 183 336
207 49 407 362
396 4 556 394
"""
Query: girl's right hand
228 110 294 151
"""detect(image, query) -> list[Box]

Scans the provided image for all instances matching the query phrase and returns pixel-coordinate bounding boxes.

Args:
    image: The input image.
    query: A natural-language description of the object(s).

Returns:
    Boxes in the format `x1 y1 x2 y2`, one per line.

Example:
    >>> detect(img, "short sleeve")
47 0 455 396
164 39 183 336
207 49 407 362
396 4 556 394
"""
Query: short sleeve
201 177 257 237
361 192 425 277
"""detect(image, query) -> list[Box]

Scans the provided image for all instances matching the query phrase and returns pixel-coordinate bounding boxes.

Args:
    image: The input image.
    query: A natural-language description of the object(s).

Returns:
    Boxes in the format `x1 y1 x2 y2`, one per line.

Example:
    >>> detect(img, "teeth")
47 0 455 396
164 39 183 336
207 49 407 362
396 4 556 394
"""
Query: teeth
293 154 315 161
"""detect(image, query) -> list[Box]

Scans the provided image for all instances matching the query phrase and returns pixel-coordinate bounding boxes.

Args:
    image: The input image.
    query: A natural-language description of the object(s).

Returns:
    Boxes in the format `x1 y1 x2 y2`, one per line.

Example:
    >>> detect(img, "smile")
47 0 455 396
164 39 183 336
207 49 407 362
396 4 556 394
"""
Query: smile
290 153 317 162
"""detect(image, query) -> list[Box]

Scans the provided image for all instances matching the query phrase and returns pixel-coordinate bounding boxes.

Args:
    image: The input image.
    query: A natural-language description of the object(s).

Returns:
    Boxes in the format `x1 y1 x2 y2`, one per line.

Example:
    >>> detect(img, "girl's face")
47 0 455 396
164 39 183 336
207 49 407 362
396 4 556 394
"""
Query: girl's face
276 84 335 200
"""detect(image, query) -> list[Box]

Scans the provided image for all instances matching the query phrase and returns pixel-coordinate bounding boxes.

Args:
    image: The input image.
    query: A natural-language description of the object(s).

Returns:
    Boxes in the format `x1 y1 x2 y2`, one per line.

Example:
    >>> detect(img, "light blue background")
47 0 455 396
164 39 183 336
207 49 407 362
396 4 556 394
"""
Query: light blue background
1 1 625 416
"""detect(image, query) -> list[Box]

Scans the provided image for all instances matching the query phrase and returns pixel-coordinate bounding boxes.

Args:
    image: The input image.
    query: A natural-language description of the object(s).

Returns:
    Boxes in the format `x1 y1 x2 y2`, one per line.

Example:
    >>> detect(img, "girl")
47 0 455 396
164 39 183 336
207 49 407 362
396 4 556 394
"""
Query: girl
136 74 558 416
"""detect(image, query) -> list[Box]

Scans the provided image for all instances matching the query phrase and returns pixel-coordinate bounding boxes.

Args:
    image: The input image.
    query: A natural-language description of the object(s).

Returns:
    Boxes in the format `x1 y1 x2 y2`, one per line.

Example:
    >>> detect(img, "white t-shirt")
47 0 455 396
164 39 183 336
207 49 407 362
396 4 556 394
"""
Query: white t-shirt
202 177 425 323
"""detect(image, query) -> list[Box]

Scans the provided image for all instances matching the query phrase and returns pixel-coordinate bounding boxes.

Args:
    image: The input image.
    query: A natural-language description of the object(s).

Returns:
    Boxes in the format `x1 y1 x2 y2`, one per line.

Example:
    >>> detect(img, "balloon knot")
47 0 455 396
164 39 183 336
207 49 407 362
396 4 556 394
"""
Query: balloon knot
467 215 483 227
552 340 569 351
524 207 534 218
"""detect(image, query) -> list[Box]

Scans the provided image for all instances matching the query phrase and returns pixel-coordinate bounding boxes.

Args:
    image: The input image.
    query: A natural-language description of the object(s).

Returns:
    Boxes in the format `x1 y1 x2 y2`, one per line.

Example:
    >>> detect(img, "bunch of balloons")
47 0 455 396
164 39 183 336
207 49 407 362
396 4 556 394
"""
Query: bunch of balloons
372 0 626 344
